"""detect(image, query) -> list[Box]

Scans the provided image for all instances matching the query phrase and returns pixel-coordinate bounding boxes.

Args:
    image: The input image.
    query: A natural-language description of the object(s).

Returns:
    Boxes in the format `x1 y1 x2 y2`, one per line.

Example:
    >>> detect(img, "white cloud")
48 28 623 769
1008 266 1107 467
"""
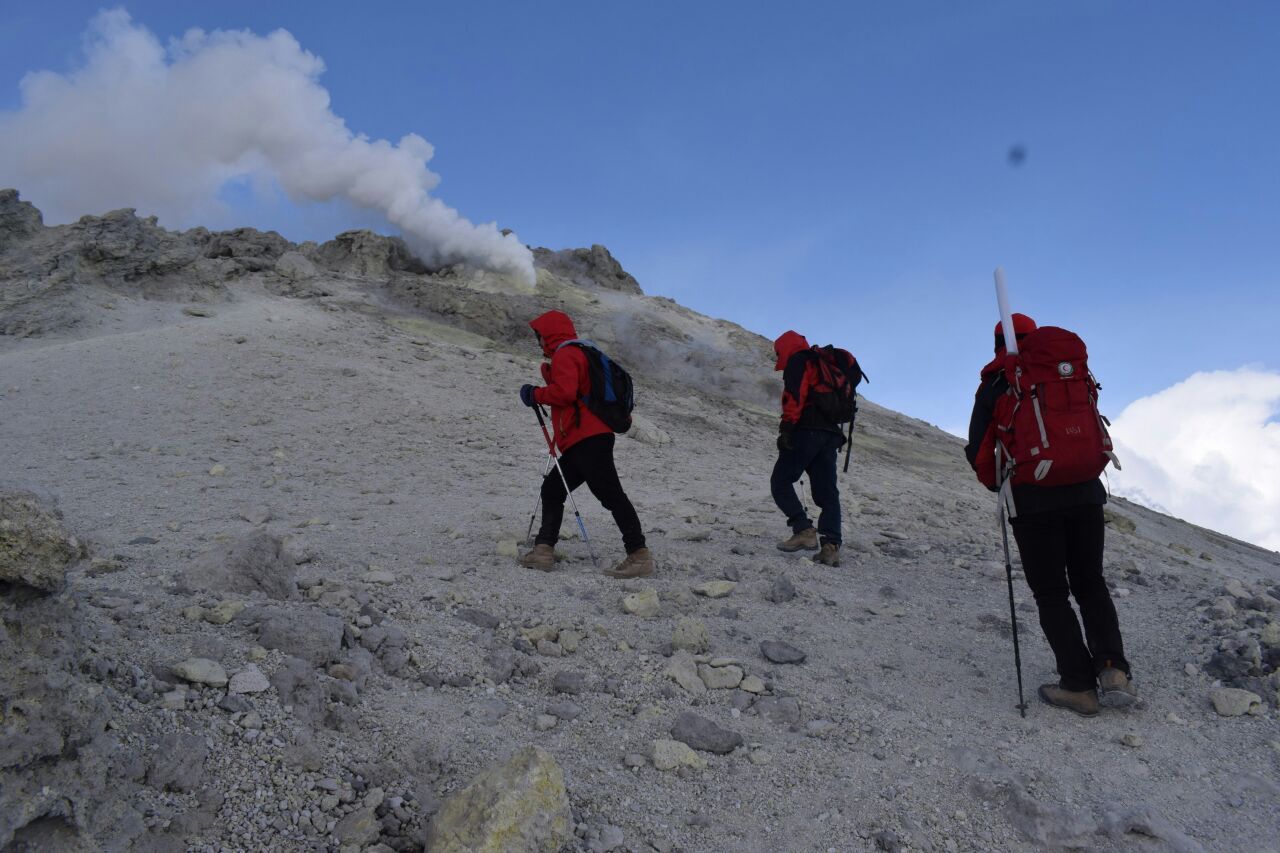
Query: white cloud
0 9 534 283
1110 367 1280 551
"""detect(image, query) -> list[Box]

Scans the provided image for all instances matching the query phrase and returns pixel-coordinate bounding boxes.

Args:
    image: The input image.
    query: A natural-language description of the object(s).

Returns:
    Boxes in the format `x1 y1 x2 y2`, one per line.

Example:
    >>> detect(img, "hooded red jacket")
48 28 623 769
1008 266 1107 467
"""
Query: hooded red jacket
529 310 612 452
774 330 813 426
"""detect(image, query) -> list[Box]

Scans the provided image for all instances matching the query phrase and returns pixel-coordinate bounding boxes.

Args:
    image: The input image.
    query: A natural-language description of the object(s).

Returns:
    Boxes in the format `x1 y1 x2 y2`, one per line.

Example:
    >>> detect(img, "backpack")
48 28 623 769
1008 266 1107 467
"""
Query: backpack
558 340 635 433
987 326 1120 496
804 345 864 424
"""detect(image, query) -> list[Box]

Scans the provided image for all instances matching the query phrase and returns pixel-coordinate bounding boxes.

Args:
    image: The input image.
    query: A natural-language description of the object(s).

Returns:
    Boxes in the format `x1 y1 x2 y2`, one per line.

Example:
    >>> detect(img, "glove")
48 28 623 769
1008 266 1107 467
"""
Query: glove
777 420 795 452
520 384 537 407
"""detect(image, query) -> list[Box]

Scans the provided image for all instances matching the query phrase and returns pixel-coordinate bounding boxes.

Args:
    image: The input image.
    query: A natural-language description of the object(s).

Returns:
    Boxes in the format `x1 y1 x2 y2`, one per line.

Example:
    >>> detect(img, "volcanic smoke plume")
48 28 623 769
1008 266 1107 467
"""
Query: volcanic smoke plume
0 9 534 283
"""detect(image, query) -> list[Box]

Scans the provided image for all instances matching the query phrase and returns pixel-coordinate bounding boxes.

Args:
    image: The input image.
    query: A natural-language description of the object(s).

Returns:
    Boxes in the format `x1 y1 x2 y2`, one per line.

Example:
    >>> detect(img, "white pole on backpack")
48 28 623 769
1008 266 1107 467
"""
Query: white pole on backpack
994 266 1019 356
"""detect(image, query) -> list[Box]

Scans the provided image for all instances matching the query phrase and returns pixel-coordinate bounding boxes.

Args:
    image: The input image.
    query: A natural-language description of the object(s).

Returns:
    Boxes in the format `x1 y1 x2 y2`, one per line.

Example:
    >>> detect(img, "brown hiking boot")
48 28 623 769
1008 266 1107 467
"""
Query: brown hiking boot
518 543 555 572
1038 684 1099 717
1098 667 1138 708
777 527 819 552
814 542 841 567
605 548 654 579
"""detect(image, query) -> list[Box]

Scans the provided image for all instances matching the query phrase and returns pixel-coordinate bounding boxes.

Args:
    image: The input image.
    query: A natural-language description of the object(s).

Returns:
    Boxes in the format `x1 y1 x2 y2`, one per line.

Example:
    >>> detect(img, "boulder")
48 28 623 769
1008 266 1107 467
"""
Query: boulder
672 618 710 654
170 658 228 687
670 711 743 755
1210 688 1262 717
258 611 343 665
651 739 707 772
426 746 572 853
179 530 296 600
146 733 208 792
0 488 87 593
621 589 659 617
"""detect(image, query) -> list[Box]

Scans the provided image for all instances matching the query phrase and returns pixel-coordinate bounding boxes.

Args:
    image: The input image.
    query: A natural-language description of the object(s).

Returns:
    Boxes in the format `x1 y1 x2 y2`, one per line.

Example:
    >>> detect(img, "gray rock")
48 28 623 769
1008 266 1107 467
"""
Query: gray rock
455 608 500 629
670 711 743 755
532 244 642 294
274 251 317 280
426 746 572 852
217 692 254 714
672 618 710 654
270 656 327 724
146 733 208 792
487 648 517 684
753 696 802 727
334 807 380 847
552 671 588 695
760 640 806 664
178 530 296 600
547 701 583 721
766 575 796 604
1211 688 1262 717
0 488 87 592
257 611 343 665
170 658 228 687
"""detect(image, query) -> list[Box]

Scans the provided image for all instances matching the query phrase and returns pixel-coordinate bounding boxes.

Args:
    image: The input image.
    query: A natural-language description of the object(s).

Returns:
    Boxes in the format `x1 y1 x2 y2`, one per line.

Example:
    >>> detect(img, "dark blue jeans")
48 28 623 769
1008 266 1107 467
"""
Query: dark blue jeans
771 429 843 546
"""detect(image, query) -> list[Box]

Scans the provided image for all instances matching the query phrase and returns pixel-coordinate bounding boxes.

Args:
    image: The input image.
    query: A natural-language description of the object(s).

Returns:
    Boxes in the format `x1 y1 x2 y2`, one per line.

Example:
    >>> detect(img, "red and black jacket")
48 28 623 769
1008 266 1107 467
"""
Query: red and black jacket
529 310 613 453
774 330 846 438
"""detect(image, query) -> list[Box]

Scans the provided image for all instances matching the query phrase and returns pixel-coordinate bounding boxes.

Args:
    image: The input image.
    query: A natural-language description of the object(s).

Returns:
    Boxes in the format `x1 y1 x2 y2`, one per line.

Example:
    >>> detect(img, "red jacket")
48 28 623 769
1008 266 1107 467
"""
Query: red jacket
529 310 612 452
774 330 812 426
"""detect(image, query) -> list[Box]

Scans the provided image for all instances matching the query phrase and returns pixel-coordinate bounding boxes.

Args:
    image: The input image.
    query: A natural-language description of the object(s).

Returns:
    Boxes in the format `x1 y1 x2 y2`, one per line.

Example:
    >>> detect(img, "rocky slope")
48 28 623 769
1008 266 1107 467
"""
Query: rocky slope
2 190 1278 852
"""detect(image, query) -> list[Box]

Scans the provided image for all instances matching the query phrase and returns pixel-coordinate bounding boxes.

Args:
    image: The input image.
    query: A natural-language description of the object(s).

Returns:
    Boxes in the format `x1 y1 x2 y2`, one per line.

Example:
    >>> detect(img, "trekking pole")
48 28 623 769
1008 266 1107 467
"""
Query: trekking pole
842 416 855 473
532 405 599 568
998 496 1029 718
524 452 555 545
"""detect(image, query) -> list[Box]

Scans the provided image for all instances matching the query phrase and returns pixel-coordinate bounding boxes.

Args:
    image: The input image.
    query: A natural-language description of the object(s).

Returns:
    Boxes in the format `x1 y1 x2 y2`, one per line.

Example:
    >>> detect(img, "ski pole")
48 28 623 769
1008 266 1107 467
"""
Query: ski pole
999 497 1029 718
524 452 554 546
532 405 599 568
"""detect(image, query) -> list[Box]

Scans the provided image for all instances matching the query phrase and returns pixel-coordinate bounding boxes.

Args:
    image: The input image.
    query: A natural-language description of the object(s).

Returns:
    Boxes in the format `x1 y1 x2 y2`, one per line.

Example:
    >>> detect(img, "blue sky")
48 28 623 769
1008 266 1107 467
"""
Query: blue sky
3 1 1278 435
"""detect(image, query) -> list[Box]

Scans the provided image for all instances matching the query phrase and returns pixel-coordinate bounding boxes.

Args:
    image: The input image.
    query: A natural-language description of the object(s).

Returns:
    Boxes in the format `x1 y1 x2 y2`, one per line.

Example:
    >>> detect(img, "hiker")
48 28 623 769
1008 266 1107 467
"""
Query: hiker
770 330 861 567
517 309 654 578
965 313 1137 716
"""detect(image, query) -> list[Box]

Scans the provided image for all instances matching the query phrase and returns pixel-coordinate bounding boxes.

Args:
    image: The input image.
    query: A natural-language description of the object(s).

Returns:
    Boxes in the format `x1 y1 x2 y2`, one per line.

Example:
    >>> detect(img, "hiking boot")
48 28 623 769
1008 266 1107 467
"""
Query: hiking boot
814 542 841 567
1038 683 1099 717
518 543 555 572
605 548 654 579
1098 667 1138 708
777 527 819 552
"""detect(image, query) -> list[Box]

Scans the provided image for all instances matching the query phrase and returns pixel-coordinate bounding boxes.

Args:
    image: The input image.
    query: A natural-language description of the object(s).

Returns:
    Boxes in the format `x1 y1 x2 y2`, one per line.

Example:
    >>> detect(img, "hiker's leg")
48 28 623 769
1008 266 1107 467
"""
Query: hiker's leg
806 432 842 546
533 447 587 548
1011 509 1096 692
579 435 647 554
771 439 814 532
1063 504 1130 677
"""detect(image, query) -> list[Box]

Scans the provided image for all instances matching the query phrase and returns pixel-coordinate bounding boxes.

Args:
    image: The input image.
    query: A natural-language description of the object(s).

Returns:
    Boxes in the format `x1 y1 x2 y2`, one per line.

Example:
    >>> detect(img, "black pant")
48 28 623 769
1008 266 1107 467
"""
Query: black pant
770 429 843 546
1011 504 1130 692
536 434 646 554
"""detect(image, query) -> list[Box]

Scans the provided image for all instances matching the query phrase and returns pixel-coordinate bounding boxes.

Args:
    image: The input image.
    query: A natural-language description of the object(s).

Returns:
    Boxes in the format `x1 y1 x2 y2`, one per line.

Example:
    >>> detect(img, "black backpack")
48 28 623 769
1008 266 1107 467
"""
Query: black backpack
805 345 864 424
558 340 635 433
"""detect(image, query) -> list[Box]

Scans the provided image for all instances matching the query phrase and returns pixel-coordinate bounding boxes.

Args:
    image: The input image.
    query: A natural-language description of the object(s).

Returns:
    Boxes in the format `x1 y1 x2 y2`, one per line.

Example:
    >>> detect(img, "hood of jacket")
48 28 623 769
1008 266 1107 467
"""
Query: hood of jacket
773 330 810 371
530 310 578 357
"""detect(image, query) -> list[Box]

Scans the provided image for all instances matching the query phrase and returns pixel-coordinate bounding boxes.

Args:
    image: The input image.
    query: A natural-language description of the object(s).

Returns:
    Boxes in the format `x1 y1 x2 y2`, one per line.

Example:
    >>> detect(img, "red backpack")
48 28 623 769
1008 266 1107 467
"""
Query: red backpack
803 345 863 424
985 326 1120 494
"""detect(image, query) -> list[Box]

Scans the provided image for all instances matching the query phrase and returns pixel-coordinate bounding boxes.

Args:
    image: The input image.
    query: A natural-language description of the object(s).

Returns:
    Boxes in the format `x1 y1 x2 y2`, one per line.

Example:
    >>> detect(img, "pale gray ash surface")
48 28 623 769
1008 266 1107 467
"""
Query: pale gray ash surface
2 190 1278 852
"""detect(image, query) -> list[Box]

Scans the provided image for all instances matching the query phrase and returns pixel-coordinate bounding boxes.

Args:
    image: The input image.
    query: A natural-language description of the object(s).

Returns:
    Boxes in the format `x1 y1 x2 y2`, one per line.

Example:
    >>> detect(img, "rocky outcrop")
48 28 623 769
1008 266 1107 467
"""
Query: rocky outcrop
533 244 642 294
0 189 43 250
312 229 429 277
